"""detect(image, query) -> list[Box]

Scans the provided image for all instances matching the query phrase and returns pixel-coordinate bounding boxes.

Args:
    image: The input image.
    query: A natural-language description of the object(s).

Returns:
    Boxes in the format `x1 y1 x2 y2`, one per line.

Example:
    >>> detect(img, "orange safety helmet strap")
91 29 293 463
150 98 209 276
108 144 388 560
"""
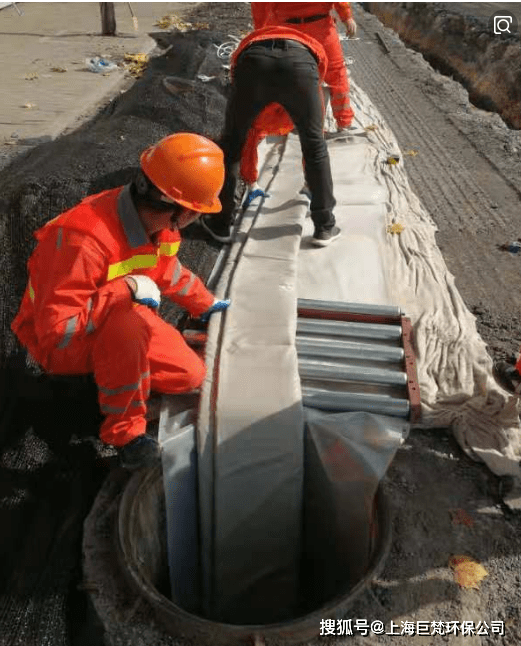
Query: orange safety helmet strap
140 133 225 214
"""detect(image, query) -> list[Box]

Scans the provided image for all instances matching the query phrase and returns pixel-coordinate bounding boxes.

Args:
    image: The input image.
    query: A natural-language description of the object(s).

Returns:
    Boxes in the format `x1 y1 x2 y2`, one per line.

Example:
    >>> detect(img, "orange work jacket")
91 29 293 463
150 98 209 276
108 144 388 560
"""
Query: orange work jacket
11 186 214 366
233 26 328 184
252 3 352 27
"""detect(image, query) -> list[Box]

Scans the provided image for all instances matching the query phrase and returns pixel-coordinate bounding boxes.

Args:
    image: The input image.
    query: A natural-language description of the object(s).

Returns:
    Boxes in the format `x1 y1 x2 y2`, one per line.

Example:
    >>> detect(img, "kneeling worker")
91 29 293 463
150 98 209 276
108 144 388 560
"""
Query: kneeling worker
11 133 230 469
201 25 340 248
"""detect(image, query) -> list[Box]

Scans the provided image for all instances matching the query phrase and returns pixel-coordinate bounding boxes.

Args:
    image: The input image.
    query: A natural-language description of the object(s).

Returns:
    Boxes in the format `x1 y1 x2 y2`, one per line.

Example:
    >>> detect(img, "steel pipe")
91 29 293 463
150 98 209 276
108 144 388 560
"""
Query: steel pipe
297 337 404 363
297 318 402 342
298 358 407 387
302 387 410 418
297 299 403 319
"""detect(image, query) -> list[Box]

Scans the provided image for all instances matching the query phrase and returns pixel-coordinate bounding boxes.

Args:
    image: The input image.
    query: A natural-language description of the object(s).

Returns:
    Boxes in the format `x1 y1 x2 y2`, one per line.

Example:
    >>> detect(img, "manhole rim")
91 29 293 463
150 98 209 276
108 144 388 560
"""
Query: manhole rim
116 465 393 643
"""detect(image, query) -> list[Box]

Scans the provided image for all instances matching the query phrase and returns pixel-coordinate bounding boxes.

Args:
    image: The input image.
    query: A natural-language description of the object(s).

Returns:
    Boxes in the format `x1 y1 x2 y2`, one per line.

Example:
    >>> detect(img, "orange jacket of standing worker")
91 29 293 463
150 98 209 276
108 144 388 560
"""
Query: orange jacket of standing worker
11 186 214 446
240 3 355 185
235 25 329 185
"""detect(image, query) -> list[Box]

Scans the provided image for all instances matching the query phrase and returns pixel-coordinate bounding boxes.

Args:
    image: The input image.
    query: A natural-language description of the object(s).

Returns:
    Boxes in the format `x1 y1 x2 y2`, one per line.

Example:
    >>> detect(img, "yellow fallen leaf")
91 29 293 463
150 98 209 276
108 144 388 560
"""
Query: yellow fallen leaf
155 15 174 29
124 53 149 77
154 14 208 31
124 53 149 64
364 124 378 131
386 155 399 165
449 555 488 589
24 72 39 80
387 222 404 235
404 149 418 156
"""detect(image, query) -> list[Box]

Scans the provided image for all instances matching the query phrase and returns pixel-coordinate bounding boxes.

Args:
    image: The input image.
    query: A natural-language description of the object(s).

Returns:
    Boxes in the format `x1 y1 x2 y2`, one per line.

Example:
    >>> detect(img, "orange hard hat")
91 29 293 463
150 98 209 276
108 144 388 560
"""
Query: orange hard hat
140 133 225 213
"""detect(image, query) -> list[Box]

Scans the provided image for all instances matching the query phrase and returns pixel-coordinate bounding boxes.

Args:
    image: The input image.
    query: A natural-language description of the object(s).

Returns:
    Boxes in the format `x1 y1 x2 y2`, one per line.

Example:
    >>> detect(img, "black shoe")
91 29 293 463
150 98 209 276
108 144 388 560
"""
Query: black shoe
493 360 521 395
200 215 232 243
119 434 161 470
311 225 341 247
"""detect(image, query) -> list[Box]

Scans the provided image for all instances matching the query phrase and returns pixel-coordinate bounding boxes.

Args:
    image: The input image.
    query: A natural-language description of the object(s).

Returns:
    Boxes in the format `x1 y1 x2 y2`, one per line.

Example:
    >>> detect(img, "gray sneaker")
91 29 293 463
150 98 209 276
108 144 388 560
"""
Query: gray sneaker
311 226 341 247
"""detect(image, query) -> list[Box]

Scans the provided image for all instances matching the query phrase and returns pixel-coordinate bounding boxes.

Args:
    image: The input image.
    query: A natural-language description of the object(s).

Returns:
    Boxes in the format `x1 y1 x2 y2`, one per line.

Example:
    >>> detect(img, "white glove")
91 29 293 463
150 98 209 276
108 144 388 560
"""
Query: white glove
344 18 357 37
126 275 161 308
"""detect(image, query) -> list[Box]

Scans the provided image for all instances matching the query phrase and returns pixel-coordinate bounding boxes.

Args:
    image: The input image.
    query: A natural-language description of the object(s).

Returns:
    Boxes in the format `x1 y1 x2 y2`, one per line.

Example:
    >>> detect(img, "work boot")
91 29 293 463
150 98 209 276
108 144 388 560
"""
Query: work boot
200 215 232 244
493 360 521 395
311 225 342 248
119 434 161 470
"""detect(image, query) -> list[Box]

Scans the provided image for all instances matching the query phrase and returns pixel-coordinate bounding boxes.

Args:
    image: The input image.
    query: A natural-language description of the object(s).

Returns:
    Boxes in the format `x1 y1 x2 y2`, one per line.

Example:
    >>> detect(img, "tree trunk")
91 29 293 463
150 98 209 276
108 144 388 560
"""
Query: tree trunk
99 2 116 36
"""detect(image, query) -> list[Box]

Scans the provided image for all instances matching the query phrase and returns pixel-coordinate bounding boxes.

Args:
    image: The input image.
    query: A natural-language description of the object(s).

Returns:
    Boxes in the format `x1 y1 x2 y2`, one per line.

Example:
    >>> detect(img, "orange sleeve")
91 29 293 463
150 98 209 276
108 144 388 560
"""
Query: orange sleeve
157 255 214 317
251 3 275 28
240 127 262 184
333 2 352 21
28 230 130 351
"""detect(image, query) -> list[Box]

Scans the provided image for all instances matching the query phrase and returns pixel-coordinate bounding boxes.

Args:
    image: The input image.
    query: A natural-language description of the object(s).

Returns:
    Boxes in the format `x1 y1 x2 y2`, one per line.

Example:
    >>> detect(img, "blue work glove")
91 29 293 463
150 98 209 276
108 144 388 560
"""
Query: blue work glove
200 299 231 323
243 183 267 209
125 275 161 308
119 434 161 470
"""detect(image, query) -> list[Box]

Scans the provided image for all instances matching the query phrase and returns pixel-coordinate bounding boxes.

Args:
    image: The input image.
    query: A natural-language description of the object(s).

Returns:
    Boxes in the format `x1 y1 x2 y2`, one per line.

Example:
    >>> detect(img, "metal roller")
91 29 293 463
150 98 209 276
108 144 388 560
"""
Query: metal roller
298 299 403 319
302 386 410 418
298 358 408 387
297 337 404 364
297 318 403 342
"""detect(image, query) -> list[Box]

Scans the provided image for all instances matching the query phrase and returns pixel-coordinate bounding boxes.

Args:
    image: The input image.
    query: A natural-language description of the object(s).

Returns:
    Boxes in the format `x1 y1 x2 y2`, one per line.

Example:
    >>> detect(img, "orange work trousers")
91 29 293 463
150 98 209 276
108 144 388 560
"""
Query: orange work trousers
41 299 205 447
290 16 354 128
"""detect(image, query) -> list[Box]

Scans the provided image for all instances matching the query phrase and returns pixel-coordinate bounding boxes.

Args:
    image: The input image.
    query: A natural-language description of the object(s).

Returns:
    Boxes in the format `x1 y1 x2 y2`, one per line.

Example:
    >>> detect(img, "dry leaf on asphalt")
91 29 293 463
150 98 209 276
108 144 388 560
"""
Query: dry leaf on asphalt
364 124 378 131
50 66 67 73
449 508 474 528
24 72 39 80
22 103 37 109
449 555 488 589
155 14 209 31
387 222 405 235
404 149 419 156
124 53 149 78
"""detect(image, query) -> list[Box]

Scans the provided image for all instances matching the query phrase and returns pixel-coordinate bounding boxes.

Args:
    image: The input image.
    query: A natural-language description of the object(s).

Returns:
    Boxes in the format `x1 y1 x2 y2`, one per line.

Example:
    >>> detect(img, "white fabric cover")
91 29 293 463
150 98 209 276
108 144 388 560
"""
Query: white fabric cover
197 137 307 624
346 83 521 477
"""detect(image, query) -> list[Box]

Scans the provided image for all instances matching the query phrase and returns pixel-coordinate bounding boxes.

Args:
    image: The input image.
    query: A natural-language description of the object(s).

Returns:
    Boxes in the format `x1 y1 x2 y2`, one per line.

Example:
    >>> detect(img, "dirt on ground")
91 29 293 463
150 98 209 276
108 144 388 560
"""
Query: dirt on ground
335 5 521 644
2 2 521 645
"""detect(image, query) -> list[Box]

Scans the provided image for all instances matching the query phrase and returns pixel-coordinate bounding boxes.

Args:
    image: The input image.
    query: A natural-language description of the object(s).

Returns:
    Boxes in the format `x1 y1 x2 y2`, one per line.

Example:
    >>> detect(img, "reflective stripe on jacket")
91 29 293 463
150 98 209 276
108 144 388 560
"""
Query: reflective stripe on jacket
11 185 214 365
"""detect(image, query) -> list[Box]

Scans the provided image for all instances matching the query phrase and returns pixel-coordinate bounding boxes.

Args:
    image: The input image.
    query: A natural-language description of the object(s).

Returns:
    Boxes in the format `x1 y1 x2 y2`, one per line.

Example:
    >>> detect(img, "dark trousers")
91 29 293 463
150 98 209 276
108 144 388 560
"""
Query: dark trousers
218 40 336 231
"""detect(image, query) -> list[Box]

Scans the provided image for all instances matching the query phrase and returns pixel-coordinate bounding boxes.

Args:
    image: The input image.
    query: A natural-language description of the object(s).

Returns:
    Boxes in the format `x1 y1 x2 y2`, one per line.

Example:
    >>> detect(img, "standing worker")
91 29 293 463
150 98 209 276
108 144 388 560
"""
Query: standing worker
201 26 340 248
252 2 357 133
11 133 230 469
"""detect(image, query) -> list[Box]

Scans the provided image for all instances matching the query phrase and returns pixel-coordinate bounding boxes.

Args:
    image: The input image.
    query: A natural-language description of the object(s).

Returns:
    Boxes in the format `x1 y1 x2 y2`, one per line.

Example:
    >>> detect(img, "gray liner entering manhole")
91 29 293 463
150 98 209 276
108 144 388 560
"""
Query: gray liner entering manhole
116 465 392 646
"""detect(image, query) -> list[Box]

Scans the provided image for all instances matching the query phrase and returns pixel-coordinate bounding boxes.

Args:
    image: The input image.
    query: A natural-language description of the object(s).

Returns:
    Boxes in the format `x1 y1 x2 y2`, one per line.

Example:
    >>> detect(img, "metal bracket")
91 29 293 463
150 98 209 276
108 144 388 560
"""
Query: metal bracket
401 316 422 423
297 299 422 422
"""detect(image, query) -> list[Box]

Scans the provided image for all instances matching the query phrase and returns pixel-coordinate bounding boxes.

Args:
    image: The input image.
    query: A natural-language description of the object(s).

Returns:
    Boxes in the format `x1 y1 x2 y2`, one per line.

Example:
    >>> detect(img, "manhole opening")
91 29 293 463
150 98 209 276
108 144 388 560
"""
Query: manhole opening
117 453 391 642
